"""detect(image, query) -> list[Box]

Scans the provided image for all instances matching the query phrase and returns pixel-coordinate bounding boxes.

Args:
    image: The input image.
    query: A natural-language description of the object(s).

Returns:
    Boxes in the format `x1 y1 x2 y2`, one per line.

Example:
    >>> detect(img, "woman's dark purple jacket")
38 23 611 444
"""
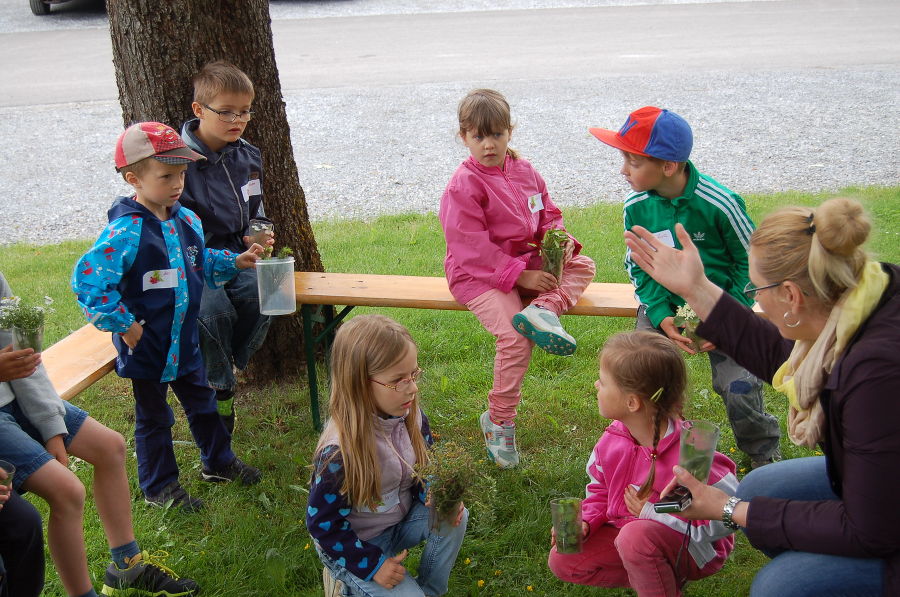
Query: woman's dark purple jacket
697 263 900 595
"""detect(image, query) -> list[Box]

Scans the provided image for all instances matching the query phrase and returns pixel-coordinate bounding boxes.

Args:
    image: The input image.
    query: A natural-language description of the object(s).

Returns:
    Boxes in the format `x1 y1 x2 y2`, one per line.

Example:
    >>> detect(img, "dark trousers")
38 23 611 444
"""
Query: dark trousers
132 366 236 496
0 491 44 597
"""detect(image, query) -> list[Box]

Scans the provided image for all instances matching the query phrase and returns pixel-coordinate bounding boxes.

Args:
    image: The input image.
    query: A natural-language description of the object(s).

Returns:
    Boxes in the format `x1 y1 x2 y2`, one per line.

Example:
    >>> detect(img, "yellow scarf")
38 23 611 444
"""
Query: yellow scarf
772 261 889 447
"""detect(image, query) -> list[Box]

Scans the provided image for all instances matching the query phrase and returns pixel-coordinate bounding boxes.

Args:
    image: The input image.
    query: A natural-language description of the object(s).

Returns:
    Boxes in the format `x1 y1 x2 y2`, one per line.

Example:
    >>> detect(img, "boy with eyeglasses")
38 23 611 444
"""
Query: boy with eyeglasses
179 61 274 435
589 106 781 470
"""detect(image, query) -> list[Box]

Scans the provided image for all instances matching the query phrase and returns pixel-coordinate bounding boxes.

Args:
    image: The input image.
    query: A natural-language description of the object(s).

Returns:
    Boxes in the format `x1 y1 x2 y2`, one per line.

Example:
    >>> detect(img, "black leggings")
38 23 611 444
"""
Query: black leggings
0 491 44 597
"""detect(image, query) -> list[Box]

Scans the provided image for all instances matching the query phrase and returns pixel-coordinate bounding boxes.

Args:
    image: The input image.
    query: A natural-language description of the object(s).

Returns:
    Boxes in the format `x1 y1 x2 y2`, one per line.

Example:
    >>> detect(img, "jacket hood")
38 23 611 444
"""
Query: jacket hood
107 195 183 223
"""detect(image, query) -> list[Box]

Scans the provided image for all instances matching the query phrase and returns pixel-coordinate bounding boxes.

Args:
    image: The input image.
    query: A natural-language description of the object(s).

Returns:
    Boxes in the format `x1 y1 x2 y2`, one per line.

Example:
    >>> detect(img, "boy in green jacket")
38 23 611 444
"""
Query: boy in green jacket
590 106 781 469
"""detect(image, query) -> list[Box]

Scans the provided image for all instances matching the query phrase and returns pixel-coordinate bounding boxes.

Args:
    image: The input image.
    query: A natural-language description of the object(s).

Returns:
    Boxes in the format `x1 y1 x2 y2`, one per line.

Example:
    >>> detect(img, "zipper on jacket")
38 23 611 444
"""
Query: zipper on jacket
500 168 537 236
221 161 245 231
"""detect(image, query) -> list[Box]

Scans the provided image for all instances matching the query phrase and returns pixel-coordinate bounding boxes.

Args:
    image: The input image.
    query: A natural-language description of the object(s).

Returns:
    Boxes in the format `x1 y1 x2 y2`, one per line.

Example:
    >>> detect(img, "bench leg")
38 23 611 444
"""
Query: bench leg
301 304 352 431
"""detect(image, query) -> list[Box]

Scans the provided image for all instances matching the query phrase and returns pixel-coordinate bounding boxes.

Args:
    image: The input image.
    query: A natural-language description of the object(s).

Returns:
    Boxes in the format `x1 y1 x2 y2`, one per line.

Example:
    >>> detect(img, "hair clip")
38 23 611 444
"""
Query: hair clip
650 388 664 403
805 213 816 235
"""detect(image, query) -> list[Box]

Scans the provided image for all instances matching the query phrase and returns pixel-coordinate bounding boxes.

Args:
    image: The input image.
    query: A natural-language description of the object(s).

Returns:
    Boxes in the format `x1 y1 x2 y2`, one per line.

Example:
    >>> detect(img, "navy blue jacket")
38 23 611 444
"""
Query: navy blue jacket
179 118 267 253
72 197 238 382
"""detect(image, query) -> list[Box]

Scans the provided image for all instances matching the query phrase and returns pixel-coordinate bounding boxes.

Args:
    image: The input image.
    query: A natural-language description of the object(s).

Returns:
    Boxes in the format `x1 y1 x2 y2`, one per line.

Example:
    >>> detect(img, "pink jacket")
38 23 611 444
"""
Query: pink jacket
583 419 738 568
439 155 582 305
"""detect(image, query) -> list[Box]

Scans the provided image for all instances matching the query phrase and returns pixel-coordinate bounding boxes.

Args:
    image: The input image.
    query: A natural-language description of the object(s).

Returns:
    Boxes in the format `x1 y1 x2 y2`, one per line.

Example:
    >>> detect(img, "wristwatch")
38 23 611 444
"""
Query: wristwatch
722 496 743 530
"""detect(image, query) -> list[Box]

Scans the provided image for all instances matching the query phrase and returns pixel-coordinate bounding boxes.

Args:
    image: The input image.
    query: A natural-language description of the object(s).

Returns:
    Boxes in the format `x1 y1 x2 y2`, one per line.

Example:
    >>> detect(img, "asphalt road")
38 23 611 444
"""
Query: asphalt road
0 0 898 244
3 0 898 108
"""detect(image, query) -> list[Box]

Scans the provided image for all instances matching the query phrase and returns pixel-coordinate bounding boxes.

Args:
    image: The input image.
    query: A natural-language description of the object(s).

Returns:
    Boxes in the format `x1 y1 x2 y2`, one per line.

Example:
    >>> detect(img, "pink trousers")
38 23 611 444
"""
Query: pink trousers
465 254 595 423
547 519 727 597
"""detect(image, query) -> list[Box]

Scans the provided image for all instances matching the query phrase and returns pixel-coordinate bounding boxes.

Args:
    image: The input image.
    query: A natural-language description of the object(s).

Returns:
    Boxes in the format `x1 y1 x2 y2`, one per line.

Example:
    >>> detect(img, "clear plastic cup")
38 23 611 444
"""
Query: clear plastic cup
0 460 15 487
679 420 720 483
256 256 296 315
551 497 583 554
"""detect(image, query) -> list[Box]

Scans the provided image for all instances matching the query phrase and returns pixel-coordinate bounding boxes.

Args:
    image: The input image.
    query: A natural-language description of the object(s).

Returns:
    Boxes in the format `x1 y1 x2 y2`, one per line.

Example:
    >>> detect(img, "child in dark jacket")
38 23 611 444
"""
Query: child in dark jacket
72 122 263 513
179 61 274 434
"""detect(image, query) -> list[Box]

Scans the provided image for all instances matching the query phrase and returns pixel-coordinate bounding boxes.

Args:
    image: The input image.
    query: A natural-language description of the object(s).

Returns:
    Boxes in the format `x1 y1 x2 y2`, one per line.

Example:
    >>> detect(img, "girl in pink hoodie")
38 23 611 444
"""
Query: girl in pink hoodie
548 331 737 596
438 89 595 469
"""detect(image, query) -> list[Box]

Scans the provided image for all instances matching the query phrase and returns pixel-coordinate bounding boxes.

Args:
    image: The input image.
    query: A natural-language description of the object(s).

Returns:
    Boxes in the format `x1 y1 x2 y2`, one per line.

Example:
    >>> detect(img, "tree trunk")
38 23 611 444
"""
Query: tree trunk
107 0 323 382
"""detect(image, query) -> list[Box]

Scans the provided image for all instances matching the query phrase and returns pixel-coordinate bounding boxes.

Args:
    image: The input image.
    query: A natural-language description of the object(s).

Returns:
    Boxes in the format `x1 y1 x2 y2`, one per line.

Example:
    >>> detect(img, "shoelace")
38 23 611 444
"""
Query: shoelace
132 550 182 580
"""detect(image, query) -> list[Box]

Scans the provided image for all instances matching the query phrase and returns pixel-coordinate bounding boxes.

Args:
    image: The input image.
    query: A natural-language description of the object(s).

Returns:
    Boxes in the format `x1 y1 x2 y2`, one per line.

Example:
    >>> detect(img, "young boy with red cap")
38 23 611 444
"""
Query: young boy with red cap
72 122 265 517
589 107 781 469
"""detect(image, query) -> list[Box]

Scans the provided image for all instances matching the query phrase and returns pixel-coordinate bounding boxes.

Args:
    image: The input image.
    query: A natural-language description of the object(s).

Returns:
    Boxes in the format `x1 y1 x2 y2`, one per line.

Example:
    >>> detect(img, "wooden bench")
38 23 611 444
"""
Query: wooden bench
37 274 650 430
295 272 640 430
43 324 117 401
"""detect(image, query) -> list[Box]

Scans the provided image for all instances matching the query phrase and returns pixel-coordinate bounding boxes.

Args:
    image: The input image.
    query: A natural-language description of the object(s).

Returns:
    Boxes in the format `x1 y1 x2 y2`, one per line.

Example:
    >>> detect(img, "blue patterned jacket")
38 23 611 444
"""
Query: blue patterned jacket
72 196 237 382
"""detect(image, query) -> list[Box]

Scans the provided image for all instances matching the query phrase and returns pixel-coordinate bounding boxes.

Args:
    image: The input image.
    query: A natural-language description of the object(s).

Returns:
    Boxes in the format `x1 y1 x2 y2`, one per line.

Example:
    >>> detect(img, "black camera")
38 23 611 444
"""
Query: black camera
653 485 692 513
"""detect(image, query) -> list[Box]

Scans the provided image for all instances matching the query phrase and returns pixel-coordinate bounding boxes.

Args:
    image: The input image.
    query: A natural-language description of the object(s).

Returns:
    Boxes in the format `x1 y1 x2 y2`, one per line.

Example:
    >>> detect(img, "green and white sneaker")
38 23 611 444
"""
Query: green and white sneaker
512 305 576 356
100 550 199 596
480 411 519 469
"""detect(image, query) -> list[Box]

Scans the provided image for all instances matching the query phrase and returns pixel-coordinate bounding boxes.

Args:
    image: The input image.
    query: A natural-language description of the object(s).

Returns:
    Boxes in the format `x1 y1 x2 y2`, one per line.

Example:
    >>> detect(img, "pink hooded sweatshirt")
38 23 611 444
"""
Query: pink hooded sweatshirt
583 419 738 569
439 155 583 305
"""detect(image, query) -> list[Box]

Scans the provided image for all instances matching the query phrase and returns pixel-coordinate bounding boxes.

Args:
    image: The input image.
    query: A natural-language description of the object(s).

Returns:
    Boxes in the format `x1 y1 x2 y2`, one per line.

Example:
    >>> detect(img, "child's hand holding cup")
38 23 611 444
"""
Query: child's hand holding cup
0 460 16 507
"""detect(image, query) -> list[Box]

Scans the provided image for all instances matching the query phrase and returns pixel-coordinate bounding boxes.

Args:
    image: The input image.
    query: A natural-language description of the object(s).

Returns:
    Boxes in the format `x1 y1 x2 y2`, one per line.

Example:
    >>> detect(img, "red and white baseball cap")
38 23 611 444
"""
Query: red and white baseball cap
114 122 204 171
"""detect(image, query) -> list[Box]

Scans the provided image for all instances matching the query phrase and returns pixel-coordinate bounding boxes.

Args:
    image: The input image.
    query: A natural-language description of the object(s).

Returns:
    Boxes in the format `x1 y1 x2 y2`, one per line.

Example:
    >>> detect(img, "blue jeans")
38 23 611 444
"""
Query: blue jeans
198 267 271 391
737 457 884 596
319 500 469 596
131 366 235 496
0 399 87 492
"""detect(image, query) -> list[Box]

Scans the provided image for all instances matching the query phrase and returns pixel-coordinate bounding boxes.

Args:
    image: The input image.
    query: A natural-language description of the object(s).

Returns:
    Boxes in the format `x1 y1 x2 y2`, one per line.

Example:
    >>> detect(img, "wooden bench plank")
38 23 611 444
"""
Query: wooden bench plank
42 324 117 401
294 272 640 317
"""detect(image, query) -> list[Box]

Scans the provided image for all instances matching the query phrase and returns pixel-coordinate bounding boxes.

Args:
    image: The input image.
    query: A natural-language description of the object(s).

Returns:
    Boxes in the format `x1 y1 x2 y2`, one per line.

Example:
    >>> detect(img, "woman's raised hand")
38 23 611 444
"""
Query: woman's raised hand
624 224 723 321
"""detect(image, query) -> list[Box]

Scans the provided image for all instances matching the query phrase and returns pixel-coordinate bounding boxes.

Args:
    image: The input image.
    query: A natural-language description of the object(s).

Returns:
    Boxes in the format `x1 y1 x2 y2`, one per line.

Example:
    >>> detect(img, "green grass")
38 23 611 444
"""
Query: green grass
1 185 897 596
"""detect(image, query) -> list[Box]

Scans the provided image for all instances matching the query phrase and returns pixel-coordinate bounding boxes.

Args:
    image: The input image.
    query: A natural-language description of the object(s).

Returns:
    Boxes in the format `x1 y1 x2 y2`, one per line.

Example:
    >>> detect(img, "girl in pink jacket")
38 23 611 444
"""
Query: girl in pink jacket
548 331 737 596
438 89 595 469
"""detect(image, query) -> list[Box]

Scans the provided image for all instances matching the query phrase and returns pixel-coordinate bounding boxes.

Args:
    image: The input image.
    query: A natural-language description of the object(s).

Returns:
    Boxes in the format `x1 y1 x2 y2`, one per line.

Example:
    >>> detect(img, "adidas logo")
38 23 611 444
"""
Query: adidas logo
692 231 706 242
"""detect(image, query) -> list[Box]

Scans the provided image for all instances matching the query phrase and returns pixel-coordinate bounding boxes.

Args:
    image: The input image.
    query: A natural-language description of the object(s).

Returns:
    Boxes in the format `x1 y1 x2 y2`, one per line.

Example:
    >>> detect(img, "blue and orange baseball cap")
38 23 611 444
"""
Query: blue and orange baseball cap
589 106 693 162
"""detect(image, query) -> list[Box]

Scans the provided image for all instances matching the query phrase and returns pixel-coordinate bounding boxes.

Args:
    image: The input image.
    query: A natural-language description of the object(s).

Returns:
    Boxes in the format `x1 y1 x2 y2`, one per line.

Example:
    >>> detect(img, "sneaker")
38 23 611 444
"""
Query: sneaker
215 390 235 435
512 305 577 356
480 411 519 469
100 550 199 596
144 482 204 513
201 457 262 485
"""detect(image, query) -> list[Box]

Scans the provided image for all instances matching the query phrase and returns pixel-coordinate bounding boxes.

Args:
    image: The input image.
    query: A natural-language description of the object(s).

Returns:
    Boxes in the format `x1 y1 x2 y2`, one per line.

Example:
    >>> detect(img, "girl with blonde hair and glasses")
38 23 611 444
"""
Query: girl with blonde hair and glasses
307 315 468 597
625 197 900 596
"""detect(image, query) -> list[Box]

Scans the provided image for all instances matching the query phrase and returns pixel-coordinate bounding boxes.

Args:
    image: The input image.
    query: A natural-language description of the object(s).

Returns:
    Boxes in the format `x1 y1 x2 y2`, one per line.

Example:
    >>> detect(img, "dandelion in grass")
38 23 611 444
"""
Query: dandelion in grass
477 579 485 587
527 586 534 592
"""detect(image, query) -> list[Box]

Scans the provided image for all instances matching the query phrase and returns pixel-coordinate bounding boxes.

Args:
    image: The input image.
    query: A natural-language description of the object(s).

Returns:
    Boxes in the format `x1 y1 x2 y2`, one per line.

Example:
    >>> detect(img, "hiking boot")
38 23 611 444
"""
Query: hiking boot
512 305 576 356
751 448 783 470
100 550 199 596
215 390 235 435
201 457 262 485
144 482 205 513
480 411 519 469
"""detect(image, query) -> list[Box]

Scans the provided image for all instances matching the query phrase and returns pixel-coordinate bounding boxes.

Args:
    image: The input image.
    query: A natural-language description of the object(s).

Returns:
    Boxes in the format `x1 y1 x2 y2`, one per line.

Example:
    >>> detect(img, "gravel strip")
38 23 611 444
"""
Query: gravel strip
1 0 897 246
1 66 897 246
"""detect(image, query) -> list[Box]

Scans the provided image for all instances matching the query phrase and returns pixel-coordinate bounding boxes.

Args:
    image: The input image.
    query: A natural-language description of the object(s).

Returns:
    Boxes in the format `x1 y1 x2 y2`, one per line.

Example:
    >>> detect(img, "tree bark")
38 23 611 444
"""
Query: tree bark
107 0 323 382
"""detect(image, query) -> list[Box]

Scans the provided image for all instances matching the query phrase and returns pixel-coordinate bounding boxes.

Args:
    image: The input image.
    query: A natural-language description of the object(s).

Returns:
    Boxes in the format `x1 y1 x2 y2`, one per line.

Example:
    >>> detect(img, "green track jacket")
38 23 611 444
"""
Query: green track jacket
623 161 755 327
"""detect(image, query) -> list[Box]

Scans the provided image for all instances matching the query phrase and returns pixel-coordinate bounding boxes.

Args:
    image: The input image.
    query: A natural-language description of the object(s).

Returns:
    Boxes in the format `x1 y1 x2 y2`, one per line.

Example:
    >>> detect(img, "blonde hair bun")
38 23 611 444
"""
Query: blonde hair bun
815 197 870 257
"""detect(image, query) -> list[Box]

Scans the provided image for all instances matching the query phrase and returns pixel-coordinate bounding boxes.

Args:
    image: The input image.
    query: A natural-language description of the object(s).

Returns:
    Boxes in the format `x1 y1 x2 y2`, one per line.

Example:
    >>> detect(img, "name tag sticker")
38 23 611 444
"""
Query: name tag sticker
653 229 676 248
241 179 262 202
142 268 178 291
528 193 544 213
